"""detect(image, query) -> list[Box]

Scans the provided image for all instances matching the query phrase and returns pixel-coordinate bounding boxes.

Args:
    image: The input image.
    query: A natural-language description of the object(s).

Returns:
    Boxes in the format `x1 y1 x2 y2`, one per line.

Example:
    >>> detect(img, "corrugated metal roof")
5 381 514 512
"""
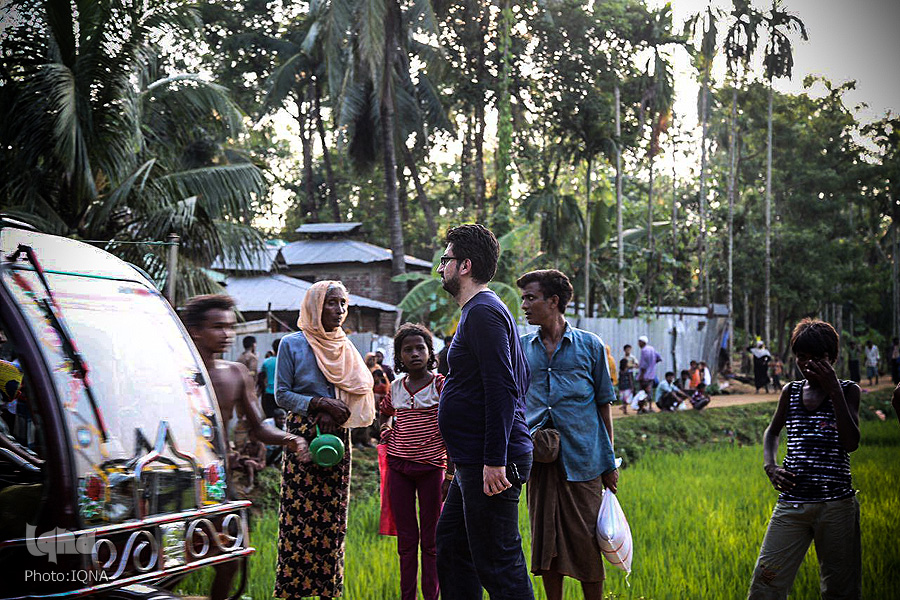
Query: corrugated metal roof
223 274 397 313
280 239 432 269
210 246 281 272
295 222 363 234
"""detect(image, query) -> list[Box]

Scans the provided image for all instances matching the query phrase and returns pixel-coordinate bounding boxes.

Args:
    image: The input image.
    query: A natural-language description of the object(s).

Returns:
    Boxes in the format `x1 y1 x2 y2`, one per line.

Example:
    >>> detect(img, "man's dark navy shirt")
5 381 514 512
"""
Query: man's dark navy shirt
438 290 533 466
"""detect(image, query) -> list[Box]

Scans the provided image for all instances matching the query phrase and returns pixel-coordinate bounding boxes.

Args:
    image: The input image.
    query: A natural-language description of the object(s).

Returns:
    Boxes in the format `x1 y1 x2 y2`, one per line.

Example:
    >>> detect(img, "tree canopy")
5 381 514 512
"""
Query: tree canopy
2 0 896 351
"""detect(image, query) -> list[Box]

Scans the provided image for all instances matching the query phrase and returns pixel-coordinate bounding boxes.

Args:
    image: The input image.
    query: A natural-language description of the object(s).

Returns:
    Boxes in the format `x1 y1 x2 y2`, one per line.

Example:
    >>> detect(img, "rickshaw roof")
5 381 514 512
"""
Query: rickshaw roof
1 227 153 286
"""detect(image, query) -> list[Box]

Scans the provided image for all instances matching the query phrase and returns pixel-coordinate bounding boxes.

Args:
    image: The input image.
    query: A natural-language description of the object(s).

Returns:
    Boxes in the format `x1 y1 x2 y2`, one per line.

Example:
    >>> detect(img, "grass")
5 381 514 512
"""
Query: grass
177 392 900 599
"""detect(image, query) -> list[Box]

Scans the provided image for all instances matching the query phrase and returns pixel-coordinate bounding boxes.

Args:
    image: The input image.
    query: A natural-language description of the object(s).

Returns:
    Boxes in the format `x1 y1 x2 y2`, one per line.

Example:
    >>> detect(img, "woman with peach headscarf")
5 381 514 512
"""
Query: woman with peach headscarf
274 281 375 599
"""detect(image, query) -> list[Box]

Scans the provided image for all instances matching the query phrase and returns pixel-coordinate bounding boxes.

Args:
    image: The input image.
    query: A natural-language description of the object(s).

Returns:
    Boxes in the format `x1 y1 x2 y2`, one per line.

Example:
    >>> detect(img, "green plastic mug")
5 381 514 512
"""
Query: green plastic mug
309 425 345 467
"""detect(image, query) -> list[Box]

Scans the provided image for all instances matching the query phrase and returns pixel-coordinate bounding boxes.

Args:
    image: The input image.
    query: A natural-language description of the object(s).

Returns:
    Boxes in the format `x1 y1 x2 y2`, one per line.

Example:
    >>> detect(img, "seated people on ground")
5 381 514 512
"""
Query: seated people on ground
656 371 691 411
230 433 267 493
691 382 711 410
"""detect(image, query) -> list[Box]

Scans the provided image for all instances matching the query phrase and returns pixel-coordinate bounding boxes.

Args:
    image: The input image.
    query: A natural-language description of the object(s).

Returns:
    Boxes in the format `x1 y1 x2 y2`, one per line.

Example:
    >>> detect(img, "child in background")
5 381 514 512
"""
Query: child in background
747 319 860 598
678 369 692 392
772 356 784 389
690 382 710 410
618 356 635 414
379 324 446 600
689 360 702 389
698 361 712 386
231 433 267 493
846 340 861 383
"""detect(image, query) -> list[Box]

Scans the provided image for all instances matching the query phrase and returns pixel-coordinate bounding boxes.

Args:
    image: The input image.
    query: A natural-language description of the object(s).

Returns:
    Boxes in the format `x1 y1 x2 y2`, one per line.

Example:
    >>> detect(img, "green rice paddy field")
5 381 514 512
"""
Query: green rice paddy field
178 399 900 599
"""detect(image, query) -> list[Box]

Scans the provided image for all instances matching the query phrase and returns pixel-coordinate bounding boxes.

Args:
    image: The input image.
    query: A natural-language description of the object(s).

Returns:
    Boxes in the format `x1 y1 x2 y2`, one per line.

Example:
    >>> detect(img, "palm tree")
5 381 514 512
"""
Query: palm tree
318 0 448 300
596 0 650 317
686 5 724 306
638 5 679 308
260 12 346 223
0 0 266 301
495 0 514 212
725 0 763 366
760 0 807 344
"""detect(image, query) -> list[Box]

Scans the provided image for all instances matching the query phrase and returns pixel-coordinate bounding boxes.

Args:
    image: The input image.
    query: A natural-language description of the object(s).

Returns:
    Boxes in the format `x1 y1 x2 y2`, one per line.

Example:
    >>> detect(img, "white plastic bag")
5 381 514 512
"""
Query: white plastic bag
596 489 633 576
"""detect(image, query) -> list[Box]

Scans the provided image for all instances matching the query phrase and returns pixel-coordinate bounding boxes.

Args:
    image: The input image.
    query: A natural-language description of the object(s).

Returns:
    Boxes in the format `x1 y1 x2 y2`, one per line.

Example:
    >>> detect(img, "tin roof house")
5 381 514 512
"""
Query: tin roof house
210 223 433 335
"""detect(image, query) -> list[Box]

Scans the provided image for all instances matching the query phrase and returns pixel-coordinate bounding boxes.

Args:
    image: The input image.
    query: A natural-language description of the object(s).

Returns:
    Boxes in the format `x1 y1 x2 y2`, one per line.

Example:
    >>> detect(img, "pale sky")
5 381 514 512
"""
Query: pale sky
660 0 900 173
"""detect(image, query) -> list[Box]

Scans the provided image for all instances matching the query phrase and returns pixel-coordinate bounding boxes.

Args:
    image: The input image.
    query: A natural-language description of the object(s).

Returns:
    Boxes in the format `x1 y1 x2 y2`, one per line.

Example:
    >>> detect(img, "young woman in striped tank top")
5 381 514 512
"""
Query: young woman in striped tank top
379 323 447 600
748 319 861 599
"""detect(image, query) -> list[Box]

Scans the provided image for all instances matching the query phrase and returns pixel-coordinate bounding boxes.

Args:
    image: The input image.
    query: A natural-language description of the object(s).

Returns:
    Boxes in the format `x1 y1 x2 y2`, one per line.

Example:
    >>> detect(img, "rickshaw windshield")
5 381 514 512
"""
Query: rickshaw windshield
3 269 223 501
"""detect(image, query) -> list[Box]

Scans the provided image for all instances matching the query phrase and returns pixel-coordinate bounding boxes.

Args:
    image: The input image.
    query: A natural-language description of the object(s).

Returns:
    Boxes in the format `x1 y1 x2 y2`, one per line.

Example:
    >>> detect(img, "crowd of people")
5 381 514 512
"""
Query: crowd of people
617 341 713 414
742 336 900 396
179 222 900 600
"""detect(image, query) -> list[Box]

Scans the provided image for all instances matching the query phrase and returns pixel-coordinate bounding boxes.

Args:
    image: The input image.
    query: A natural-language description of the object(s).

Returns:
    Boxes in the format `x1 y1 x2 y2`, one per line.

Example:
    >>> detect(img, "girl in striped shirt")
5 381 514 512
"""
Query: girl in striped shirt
379 323 446 600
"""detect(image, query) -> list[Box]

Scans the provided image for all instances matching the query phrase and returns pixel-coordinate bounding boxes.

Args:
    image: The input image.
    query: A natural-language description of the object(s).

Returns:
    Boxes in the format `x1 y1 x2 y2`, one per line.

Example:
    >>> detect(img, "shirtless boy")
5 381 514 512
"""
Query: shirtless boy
182 294 309 600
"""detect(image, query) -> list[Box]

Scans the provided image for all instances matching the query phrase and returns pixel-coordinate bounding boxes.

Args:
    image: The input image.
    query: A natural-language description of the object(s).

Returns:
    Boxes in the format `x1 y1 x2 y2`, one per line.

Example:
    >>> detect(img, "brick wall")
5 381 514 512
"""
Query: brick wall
242 308 394 336
285 264 397 305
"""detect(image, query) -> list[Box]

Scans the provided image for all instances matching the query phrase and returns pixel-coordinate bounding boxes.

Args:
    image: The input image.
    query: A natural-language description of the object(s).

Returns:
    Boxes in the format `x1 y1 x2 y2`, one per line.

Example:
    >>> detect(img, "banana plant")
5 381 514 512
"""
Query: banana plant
393 251 522 335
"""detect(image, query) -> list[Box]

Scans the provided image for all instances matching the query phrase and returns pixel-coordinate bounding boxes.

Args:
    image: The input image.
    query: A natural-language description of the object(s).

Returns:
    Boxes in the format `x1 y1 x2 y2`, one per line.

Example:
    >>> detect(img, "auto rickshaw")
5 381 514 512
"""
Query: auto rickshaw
0 219 253 598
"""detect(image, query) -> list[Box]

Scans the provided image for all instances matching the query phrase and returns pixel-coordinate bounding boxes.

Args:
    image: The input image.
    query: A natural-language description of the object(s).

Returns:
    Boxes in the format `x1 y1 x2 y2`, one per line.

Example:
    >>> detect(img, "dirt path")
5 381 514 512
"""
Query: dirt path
611 381 897 419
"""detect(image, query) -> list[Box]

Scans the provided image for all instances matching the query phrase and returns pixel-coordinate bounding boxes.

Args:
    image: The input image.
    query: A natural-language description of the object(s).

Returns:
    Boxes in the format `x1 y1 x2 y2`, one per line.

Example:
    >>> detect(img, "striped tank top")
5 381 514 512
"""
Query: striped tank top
380 374 447 468
780 379 854 503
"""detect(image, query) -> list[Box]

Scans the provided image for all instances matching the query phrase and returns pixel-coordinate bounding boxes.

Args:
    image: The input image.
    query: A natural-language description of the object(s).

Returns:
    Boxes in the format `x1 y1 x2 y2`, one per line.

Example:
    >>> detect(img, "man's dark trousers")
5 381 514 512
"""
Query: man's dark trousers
436 454 534 600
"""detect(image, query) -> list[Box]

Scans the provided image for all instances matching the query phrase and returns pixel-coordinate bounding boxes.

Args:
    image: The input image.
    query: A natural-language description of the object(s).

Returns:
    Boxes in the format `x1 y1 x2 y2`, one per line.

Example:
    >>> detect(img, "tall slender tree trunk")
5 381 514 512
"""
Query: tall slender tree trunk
615 83 624 318
893 219 899 341
398 166 410 223
313 78 340 222
381 0 406 300
699 77 709 306
744 289 750 343
495 0 513 210
473 7 488 219
584 156 592 318
460 116 473 208
765 83 773 344
474 103 486 219
297 90 317 221
671 149 677 251
403 147 438 246
647 135 655 296
727 86 738 374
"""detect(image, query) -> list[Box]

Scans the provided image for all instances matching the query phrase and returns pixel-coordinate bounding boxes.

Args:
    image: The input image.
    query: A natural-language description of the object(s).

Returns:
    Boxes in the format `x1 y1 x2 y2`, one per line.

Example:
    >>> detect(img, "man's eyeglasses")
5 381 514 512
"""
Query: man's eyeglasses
439 255 461 267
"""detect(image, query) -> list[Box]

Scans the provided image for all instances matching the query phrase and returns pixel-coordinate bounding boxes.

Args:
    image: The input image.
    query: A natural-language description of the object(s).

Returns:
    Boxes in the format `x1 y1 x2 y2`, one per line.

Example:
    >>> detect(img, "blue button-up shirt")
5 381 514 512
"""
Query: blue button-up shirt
521 323 617 481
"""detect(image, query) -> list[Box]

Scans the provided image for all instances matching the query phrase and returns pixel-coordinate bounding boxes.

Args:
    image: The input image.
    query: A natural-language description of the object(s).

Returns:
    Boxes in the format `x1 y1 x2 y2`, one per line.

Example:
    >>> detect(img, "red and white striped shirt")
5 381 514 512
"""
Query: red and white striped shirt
379 373 446 468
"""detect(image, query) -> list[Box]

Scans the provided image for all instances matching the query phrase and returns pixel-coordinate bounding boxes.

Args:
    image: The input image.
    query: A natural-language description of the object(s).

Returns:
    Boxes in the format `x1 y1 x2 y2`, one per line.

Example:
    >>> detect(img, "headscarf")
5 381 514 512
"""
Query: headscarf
750 341 771 359
298 281 375 428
